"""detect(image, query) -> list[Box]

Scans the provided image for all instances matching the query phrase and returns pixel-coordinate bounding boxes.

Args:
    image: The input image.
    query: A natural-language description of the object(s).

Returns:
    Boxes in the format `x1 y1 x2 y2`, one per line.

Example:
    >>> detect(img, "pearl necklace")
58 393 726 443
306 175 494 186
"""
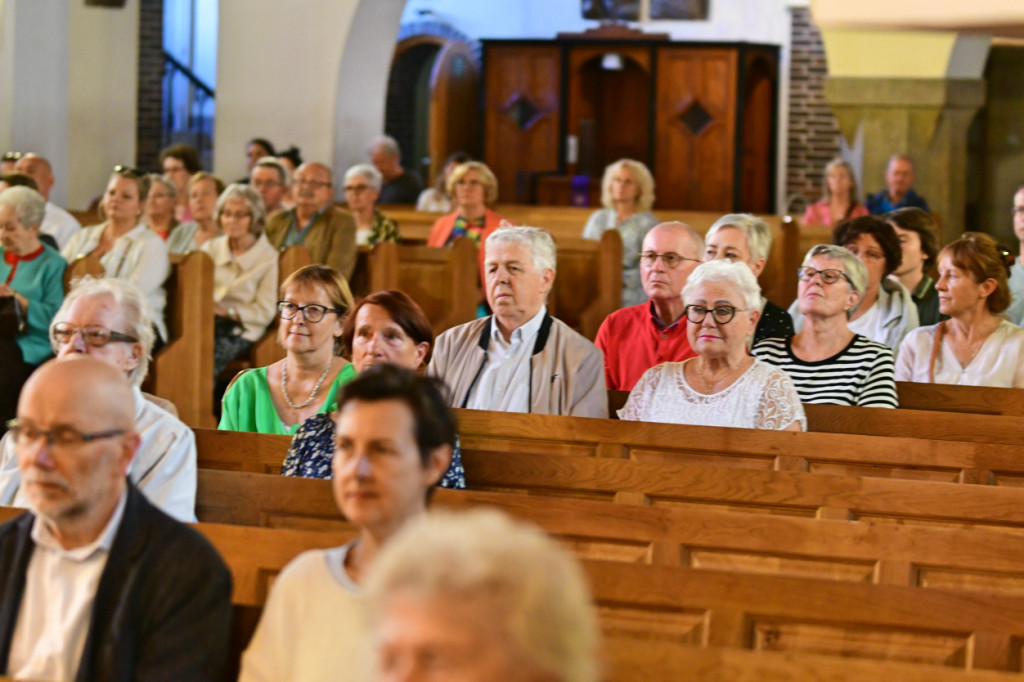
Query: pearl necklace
281 357 333 410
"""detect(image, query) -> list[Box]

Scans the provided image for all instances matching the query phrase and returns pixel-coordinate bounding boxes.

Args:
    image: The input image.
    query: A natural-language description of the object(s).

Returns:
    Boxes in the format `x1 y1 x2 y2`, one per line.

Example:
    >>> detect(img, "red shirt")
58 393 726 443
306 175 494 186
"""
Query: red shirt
594 302 697 391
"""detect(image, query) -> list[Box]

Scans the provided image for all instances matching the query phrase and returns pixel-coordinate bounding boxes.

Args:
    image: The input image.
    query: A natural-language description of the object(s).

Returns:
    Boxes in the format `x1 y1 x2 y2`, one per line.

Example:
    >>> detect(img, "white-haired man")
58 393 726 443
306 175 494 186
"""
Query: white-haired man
595 221 703 391
14 153 81 249
0 277 197 521
369 135 422 205
428 226 606 418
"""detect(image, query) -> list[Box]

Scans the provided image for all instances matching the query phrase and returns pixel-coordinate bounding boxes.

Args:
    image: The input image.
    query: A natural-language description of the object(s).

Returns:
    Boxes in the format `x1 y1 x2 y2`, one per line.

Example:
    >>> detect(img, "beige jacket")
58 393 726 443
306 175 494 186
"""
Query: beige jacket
428 314 607 419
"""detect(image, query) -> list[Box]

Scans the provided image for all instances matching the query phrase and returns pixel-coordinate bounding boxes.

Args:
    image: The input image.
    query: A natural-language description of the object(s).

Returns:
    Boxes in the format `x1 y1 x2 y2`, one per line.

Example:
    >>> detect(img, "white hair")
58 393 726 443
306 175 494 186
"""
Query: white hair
706 213 773 263
802 244 868 318
368 134 401 160
486 226 557 274
365 509 601 682
344 163 383 192
682 259 762 311
0 186 46 229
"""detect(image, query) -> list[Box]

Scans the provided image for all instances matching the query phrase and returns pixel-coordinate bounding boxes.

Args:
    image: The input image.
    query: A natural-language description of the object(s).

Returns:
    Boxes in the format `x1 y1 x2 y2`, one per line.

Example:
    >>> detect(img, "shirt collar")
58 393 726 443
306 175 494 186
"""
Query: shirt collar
911 274 934 300
31 488 128 562
490 305 547 346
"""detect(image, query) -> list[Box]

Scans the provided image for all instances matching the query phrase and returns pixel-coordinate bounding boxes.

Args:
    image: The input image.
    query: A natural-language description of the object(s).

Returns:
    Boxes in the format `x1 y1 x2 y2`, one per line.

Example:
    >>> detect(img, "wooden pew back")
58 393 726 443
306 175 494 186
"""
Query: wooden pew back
63 254 105 292
548 231 623 339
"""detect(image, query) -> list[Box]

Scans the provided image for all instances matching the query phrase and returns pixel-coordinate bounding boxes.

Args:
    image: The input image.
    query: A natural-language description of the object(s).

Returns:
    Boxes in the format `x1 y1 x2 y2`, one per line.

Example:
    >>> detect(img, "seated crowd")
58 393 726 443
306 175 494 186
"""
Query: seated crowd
3 135 1024 680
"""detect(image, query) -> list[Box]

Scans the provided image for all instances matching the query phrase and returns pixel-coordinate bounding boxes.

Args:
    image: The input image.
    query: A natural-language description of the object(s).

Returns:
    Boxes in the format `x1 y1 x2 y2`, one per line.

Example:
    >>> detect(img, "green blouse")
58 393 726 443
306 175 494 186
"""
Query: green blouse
218 362 358 435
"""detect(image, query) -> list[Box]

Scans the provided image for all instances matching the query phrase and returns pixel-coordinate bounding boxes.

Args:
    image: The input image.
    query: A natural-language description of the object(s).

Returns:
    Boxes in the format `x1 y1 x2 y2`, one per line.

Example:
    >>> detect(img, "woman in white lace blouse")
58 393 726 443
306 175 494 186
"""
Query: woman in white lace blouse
620 259 806 430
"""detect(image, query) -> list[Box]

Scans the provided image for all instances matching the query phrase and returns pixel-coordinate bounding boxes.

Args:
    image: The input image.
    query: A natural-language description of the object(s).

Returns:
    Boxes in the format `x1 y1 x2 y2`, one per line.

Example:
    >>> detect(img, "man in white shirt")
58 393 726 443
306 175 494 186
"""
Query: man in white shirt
0 357 231 682
14 154 81 249
0 277 197 521
429 226 607 418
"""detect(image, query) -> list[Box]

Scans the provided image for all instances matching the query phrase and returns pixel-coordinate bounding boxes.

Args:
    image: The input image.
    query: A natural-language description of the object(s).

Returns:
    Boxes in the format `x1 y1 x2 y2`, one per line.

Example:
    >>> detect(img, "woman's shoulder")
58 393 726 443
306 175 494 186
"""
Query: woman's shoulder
748 357 797 385
994 319 1024 341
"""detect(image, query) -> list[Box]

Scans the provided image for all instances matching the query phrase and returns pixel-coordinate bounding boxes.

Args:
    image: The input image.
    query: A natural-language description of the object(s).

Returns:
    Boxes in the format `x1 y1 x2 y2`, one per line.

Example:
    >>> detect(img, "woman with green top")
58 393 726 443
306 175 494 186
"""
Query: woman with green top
219 264 356 434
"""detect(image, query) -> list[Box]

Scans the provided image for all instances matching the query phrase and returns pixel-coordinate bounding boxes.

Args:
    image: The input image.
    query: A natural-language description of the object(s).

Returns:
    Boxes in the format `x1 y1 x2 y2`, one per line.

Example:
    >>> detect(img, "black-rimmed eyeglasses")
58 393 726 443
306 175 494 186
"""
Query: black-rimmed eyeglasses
796 266 852 286
6 419 127 450
51 323 138 348
683 304 742 325
277 301 343 323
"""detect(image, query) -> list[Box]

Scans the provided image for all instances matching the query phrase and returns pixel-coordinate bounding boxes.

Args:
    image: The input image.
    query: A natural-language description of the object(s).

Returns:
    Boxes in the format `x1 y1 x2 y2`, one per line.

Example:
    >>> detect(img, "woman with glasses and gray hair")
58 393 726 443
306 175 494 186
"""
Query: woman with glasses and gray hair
342 164 399 246
0 276 197 521
199 184 279 382
219 264 356 435
753 245 898 407
620 260 805 430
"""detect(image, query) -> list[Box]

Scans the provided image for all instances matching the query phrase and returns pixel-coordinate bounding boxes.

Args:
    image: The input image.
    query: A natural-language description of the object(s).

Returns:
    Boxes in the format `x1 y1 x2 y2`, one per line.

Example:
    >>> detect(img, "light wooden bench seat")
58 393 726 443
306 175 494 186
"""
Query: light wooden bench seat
806 403 1024 447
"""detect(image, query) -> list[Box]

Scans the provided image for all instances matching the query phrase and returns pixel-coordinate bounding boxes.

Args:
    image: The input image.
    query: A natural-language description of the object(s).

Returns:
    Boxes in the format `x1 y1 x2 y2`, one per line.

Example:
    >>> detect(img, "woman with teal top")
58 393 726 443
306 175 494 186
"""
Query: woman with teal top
219 264 356 435
0 186 66 430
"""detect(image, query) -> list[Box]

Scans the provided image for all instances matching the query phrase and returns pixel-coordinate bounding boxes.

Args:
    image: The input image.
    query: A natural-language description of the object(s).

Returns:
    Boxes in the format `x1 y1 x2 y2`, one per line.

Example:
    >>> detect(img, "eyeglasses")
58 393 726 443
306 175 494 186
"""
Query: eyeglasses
684 304 742 325
343 185 372 194
277 301 343 323
294 178 331 189
796 266 853 286
220 211 252 221
2 151 22 162
6 419 126 450
51 323 139 347
639 251 701 270
113 164 143 178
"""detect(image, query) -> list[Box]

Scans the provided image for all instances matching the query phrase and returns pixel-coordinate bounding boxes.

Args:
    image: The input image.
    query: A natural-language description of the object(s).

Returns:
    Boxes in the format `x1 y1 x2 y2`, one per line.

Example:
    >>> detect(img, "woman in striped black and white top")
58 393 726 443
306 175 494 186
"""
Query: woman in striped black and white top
753 244 898 407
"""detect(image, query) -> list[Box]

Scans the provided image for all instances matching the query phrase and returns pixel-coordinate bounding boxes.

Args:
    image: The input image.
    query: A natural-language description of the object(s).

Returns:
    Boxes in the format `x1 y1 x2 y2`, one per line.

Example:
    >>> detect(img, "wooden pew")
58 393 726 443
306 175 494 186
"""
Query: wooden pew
63 254 105 292
548 231 623 340
144 251 215 428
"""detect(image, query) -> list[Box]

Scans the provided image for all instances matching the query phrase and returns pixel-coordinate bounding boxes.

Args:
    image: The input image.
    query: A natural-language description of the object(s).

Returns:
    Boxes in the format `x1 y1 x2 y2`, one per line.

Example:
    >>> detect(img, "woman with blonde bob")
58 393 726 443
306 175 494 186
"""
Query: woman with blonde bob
802 157 869 227
896 232 1024 387
365 509 600 682
583 158 658 307
620 259 805 430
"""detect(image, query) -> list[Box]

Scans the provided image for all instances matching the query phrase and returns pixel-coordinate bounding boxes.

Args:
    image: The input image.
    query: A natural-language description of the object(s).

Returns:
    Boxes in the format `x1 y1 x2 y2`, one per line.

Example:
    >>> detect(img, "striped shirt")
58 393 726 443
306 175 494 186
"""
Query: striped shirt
752 335 898 408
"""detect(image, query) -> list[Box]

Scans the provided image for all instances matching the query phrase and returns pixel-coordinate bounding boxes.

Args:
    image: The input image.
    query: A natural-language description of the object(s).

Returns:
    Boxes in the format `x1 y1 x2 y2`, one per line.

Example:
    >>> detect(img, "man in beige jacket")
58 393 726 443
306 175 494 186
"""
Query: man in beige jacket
428 226 607 418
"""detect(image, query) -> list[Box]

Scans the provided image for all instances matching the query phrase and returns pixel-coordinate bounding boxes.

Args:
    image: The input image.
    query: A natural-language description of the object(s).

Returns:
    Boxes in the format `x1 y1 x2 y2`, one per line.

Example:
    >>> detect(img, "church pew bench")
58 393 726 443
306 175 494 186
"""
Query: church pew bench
806 403 1024 447
547 230 622 339
63 254 105 292
195 469 1024 596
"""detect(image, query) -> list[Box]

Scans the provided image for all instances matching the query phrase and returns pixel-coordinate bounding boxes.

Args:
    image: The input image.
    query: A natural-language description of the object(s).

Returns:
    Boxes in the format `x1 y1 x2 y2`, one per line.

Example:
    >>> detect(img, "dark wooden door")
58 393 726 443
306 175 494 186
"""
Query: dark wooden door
428 41 481 186
483 45 563 203
738 48 777 213
654 47 737 210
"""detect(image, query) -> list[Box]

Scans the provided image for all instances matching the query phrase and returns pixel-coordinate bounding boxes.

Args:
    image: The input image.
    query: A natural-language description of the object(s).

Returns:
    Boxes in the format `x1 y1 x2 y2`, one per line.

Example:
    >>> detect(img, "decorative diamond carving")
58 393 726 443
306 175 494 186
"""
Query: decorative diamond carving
678 99 713 135
502 94 543 131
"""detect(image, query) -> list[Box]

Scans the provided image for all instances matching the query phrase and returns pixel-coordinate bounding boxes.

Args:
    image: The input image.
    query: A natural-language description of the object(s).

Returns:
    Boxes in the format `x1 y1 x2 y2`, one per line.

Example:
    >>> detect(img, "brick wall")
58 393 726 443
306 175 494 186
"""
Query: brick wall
786 7 841 215
136 0 164 171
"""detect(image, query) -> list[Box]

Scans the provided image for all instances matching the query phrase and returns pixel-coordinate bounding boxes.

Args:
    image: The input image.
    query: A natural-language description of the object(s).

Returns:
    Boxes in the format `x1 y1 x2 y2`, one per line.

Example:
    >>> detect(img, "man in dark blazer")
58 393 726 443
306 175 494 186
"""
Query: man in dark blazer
0 357 232 681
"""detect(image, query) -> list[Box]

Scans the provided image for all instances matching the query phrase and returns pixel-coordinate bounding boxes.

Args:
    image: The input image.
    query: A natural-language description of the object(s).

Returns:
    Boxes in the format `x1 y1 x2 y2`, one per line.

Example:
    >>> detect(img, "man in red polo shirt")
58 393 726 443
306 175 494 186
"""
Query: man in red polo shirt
595 221 703 390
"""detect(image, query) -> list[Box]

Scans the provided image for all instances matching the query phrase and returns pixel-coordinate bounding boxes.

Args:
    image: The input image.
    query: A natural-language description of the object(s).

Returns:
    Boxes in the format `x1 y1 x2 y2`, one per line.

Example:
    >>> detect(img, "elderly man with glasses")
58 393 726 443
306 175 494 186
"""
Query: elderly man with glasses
594 221 705 390
264 162 357 279
0 277 197 522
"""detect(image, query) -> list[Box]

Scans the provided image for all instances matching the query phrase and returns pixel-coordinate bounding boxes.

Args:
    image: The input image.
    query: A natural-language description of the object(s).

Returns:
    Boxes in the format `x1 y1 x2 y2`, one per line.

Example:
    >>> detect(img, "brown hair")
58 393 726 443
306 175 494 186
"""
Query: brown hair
280 265 354 355
885 207 939 265
340 290 434 367
159 144 202 174
822 157 859 205
938 232 1013 314
831 215 902 277
186 171 226 197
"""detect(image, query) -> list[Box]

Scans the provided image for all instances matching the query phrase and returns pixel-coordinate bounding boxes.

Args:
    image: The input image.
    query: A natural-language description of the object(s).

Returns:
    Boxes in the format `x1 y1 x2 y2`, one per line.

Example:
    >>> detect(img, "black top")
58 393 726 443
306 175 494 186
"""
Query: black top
911 274 947 327
378 169 423 204
754 299 795 346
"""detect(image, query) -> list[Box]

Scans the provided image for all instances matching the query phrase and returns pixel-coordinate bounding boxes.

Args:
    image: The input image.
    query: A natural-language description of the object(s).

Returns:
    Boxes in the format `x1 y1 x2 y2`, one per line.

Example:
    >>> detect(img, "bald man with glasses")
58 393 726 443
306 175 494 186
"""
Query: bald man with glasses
0 357 231 682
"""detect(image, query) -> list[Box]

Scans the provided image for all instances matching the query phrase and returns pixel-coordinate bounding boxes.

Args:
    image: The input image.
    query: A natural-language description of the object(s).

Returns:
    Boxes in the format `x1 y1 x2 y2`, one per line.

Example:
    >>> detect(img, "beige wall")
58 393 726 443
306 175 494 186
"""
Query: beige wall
822 30 989 79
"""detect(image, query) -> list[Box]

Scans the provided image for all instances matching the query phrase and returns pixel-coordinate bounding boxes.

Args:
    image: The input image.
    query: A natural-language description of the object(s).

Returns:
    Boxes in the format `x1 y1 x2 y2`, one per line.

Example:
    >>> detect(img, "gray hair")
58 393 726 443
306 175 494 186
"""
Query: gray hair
707 213 773 263
682 259 762 311
0 186 46 229
365 509 601 682
52 277 155 387
215 183 267 236
344 163 383 192
486 226 557 274
368 134 401 160
803 244 868 317
146 174 177 200
254 156 290 185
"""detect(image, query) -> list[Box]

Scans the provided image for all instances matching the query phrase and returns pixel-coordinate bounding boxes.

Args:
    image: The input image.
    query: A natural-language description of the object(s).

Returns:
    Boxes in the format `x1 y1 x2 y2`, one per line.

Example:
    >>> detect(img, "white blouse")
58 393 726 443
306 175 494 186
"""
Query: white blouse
200 233 279 342
619 358 806 430
895 319 1024 387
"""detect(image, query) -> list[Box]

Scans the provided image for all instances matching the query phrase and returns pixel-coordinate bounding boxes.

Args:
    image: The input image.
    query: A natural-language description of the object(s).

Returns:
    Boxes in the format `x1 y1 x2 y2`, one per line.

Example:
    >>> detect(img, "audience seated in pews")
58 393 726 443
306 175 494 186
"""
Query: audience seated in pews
369 134 423 205
886 207 946 326
200 183 279 380
0 187 66 429
704 213 794 344
621 259 805 430
0 277 197 520
244 137 276 180
159 143 201 223
865 154 930 214
250 156 290 216
166 171 225 254
14 153 81 250
238 365 455 682
792 216 918 349
343 164 400 246
801 157 869 227
429 226 607 418
753 244 898 407
265 162 358 280
1004 182 1024 325
0 151 20 175
284 289 465 487
581 158 659 308
62 166 170 343
142 173 178 241
0 357 230 681
219 264 355 435
594 221 701 391
416 150 470 213
896 232 1024 387
364 509 600 682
